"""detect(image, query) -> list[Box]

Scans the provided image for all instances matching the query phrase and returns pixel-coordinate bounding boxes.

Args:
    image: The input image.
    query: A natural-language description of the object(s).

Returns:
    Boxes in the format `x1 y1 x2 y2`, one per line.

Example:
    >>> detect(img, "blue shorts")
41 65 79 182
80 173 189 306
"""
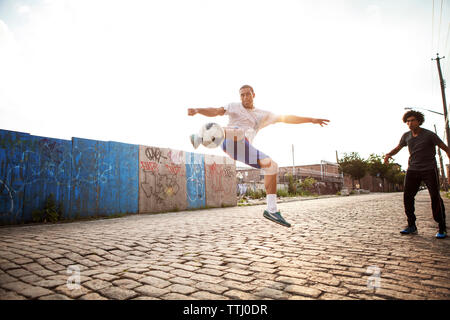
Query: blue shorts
221 138 270 169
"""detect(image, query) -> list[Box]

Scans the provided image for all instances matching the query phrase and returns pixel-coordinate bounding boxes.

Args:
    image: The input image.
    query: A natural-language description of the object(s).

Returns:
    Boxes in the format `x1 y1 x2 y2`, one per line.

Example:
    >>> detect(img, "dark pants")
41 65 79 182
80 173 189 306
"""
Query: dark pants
403 168 447 231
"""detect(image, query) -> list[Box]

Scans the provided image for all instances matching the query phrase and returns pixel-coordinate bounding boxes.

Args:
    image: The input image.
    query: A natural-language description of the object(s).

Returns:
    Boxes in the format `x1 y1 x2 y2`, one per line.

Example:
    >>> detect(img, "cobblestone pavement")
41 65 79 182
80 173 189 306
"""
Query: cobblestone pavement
0 191 449 300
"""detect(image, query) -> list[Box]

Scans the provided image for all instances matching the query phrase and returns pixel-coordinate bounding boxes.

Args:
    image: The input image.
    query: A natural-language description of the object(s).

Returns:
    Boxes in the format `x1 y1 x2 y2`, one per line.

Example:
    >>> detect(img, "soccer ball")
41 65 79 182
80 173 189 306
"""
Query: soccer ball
200 122 225 148
190 123 225 149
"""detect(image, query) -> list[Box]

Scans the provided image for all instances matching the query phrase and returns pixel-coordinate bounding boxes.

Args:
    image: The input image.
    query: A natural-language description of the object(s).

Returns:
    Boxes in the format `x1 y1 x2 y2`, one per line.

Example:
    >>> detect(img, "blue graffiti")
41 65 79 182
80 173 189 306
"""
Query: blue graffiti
0 131 139 224
185 152 206 209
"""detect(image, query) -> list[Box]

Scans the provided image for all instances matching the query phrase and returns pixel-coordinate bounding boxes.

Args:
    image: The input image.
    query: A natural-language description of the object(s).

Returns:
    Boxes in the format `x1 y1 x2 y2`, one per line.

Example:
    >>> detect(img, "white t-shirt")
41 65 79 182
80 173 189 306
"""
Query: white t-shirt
223 102 278 143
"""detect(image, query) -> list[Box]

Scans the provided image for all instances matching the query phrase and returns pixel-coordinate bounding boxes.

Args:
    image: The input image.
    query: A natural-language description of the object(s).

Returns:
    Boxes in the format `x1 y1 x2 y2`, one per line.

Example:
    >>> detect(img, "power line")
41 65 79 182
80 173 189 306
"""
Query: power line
442 0 450 81
444 22 450 81
445 23 450 55
431 0 438 100
438 0 444 52
431 1 450 98
432 0 436 52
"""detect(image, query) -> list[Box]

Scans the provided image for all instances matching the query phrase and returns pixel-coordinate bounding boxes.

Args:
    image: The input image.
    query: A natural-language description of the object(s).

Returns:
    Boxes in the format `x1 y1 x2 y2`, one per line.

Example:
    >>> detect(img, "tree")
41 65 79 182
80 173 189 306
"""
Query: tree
385 163 405 192
393 170 406 190
338 152 367 189
366 154 389 191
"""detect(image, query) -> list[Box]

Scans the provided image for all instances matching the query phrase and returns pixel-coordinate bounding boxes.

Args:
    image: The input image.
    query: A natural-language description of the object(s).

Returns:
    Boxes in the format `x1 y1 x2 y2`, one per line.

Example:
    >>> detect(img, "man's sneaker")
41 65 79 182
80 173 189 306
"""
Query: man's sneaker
400 225 417 235
436 231 447 239
263 210 291 228
190 134 202 149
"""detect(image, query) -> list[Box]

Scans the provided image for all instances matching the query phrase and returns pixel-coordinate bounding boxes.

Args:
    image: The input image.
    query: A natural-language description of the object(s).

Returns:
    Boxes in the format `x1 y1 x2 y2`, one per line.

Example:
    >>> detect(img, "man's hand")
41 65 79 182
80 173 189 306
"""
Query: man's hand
384 145 403 164
187 108 198 116
312 118 330 127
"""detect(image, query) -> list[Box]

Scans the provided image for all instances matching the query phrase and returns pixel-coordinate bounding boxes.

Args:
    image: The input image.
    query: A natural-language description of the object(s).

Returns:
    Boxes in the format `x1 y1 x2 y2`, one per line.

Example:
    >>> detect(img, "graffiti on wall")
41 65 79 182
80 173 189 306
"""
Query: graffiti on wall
1 129 236 224
185 152 206 208
0 135 72 222
206 162 234 195
204 155 237 207
140 161 181 205
0 131 139 224
139 146 187 213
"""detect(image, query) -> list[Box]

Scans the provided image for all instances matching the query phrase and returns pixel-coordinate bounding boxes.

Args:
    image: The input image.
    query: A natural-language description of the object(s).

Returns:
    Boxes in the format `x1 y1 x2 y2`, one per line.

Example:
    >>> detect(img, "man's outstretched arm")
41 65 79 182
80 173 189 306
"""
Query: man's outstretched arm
188 107 225 117
277 115 330 127
437 141 450 159
188 107 244 140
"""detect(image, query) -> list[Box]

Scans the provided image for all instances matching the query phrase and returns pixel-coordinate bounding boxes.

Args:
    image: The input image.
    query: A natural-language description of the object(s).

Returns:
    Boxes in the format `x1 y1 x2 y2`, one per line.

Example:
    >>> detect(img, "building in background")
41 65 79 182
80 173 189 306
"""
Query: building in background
237 162 343 195
237 161 404 195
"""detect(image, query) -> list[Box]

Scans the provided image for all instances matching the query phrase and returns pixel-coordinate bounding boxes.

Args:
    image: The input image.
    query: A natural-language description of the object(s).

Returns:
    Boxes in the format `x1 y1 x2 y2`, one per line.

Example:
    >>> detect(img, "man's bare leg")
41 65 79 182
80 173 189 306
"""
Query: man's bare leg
264 174 277 194
259 158 291 227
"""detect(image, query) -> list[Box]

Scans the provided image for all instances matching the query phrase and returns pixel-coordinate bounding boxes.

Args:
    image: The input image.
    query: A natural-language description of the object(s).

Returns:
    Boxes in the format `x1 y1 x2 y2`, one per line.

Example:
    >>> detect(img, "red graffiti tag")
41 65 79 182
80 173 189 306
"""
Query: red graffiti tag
207 162 224 192
208 162 218 175
165 163 181 175
141 161 159 172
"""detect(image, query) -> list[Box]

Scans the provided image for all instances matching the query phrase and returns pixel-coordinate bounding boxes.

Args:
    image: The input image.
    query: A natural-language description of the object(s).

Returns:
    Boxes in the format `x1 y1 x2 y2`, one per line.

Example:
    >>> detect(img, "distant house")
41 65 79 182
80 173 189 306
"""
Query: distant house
236 161 404 194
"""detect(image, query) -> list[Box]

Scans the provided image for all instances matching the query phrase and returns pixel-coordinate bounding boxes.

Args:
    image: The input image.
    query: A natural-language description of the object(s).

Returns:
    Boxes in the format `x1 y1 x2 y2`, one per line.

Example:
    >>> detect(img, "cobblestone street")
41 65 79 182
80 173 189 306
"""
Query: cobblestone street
0 191 449 300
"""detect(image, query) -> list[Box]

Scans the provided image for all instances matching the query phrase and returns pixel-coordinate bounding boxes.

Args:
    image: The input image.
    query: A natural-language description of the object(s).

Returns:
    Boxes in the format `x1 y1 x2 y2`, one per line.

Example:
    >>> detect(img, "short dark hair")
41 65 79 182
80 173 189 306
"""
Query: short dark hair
403 110 424 125
239 85 254 93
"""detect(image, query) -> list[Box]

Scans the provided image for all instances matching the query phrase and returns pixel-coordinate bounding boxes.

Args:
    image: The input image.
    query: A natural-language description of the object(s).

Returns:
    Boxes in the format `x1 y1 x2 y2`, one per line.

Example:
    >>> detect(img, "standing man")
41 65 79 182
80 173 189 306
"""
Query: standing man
384 110 448 239
188 85 329 227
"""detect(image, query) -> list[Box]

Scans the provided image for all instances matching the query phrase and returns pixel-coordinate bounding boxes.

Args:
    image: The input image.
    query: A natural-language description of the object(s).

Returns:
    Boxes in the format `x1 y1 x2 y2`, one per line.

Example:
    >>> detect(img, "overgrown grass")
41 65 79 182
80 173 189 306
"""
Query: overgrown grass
32 194 62 223
240 186 316 201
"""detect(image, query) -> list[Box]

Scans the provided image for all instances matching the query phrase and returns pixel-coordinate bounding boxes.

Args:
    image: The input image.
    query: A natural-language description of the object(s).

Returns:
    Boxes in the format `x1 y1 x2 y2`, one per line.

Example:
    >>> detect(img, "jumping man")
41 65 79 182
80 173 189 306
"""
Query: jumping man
188 85 329 227
384 110 448 239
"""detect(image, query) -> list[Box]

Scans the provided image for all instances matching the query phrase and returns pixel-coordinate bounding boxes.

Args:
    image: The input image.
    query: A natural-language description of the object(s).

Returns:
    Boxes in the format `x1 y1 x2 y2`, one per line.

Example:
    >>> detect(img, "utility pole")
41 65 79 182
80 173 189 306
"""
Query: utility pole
432 53 450 147
434 124 448 191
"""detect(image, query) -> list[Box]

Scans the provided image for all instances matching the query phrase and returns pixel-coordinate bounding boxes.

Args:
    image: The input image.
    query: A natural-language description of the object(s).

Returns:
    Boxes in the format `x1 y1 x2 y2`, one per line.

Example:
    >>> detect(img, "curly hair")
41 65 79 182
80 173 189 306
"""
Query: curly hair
403 110 425 125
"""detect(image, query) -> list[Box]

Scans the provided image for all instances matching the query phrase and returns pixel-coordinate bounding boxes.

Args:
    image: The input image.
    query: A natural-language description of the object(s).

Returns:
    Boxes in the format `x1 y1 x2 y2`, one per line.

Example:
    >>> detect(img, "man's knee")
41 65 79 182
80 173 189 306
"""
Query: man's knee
259 158 278 175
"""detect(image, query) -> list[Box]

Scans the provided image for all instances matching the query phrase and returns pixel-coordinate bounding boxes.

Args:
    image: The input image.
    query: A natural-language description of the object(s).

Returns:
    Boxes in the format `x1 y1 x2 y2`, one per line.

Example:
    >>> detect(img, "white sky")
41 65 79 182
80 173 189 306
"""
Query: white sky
1 0 450 171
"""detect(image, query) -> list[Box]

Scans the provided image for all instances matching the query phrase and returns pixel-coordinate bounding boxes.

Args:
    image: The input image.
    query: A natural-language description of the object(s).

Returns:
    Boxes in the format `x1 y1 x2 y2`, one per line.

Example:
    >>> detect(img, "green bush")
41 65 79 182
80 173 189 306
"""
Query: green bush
32 194 62 223
285 174 297 194
277 189 289 197
296 177 317 196
245 189 266 199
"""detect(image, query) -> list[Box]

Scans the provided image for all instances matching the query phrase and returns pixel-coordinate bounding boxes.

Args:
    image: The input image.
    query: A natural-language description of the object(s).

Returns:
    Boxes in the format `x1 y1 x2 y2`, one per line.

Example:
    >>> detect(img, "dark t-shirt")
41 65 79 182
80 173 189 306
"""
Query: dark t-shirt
399 128 443 171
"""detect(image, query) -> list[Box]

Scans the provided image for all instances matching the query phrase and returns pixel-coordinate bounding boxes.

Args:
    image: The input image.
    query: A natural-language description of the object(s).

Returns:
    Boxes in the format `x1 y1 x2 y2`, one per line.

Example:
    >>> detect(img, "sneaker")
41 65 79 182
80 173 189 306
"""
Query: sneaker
190 134 202 149
400 225 417 235
436 231 447 239
263 210 291 228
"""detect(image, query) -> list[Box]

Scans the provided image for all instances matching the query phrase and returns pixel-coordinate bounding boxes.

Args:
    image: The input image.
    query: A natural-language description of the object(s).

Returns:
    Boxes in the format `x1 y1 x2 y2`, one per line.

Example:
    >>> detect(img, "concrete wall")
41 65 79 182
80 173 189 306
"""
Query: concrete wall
138 146 237 213
205 154 236 207
139 146 188 213
186 152 206 209
0 129 236 225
